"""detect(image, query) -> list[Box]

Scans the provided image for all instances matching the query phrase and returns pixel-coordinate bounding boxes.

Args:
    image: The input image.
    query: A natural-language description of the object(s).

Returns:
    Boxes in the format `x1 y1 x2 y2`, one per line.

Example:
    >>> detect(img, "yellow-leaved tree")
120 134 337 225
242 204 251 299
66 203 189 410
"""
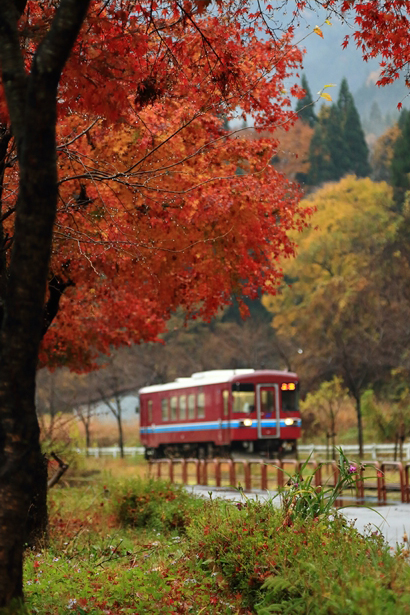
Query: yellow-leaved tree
263 175 410 456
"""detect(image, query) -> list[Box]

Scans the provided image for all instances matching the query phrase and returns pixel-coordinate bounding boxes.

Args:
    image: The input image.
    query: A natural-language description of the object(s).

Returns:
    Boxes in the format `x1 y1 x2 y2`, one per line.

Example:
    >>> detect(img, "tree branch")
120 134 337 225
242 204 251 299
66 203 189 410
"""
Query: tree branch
0 2 28 149
47 452 69 489
34 0 91 87
42 273 75 338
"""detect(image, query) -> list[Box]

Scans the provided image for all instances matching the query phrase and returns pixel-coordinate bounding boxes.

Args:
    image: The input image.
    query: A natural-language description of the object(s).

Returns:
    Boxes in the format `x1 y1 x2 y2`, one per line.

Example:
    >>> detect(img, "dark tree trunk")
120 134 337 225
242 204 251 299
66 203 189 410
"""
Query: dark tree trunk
118 412 125 459
355 395 364 459
25 453 49 549
85 422 92 451
0 0 90 607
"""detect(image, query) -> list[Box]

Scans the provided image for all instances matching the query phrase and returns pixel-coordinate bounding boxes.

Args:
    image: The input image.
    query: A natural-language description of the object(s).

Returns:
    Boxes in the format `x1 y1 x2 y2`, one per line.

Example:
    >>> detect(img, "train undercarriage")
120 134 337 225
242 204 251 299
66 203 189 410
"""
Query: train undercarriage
145 439 297 460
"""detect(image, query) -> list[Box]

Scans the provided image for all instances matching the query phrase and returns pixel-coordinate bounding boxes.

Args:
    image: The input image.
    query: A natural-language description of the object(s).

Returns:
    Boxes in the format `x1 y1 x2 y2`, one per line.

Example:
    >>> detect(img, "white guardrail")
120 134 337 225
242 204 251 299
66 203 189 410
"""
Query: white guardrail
77 446 145 458
77 443 410 460
298 443 410 461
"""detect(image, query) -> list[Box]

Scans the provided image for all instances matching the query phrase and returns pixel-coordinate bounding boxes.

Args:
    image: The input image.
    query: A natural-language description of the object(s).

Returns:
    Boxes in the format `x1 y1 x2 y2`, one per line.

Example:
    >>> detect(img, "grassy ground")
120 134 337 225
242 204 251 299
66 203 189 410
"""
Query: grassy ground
19 454 410 614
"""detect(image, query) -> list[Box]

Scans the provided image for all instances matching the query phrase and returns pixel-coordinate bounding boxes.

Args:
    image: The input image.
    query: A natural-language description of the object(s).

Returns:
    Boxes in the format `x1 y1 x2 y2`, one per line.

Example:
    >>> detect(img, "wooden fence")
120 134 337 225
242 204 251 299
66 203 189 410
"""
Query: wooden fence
77 443 410 461
148 457 410 506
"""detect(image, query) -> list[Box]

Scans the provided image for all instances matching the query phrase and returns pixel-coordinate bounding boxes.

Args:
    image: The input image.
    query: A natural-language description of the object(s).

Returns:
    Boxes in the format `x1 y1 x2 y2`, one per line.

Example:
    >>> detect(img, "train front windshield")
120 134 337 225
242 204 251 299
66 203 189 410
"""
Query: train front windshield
281 383 299 411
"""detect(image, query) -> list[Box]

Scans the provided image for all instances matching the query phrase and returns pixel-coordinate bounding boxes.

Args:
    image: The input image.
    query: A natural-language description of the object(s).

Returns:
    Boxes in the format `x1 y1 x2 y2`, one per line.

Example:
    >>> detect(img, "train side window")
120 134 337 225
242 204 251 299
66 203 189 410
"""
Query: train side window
232 383 255 413
170 396 177 420
223 390 229 416
161 398 169 421
197 390 205 419
147 400 153 423
188 394 195 419
179 396 187 420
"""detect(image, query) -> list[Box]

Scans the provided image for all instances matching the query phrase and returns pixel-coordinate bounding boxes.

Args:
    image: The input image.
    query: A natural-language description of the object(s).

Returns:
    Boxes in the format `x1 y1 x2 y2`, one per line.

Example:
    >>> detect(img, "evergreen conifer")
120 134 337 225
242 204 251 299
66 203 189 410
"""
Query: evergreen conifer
307 105 345 184
296 74 317 127
337 78 370 177
391 109 410 208
307 78 370 186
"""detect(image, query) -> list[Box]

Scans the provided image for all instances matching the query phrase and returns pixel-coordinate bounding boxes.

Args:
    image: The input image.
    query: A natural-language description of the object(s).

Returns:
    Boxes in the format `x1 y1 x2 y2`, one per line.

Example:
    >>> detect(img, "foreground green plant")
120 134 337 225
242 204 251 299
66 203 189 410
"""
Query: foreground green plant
187 496 410 613
279 448 377 523
21 476 410 614
111 478 205 534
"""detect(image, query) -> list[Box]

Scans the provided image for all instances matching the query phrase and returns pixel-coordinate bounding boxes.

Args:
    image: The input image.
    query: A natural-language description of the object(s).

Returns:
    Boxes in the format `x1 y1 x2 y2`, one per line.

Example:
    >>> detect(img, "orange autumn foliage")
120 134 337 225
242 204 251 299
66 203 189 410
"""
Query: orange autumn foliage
0 1 313 371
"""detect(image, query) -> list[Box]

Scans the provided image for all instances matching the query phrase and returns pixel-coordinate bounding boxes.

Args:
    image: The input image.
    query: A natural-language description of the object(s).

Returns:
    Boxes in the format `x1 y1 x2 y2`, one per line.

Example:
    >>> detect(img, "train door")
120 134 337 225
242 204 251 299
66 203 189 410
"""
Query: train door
256 384 280 439
220 388 230 444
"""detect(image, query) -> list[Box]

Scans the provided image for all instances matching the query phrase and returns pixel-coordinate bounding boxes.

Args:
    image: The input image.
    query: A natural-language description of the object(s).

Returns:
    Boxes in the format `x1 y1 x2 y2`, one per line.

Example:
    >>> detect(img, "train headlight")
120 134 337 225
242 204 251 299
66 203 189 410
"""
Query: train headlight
243 419 253 427
284 418 295 426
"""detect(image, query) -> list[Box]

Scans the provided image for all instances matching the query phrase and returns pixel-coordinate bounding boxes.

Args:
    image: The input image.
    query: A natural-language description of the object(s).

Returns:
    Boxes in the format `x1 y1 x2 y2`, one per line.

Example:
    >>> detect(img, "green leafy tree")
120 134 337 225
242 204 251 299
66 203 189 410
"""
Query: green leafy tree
300 377 350 459
295 74 317 128
362 387 410 460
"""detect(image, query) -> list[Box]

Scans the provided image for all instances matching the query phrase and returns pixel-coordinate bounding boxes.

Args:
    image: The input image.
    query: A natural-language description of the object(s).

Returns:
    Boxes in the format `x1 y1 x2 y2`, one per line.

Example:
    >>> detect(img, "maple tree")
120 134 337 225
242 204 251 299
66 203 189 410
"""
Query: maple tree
338 0 410 95
0 0 315 607
1 0 408 605
0 3 310 373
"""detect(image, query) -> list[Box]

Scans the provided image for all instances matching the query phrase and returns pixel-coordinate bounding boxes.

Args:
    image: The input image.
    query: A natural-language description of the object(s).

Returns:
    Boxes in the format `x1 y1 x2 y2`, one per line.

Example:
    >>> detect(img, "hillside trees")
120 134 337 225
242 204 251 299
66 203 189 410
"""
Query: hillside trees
0 0 314 606
270 121 314 183
300 377 349 459
263 176 409 456
370 123 401 182
307 80 370 185
391 109 410 208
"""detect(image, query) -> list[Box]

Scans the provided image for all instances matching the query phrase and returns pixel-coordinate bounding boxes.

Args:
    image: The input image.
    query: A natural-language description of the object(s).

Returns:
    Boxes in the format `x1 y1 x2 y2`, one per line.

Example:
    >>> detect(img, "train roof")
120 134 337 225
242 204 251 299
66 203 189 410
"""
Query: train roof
139 369 297 394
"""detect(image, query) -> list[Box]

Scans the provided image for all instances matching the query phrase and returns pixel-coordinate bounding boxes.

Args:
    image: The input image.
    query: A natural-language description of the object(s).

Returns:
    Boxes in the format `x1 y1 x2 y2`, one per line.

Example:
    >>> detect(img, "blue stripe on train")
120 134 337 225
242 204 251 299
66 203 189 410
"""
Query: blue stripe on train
140 418 301 434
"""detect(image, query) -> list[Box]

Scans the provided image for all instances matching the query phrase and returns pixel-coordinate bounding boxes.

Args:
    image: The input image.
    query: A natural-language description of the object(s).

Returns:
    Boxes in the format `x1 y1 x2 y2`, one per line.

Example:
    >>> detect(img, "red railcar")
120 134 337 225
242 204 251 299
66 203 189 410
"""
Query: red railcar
139 369 301 458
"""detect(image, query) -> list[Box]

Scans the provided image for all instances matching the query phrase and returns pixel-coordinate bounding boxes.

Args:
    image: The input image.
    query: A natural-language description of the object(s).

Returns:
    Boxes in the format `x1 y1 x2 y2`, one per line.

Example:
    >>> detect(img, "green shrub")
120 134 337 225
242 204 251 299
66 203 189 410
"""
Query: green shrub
110 478 204 534
186 494 410 612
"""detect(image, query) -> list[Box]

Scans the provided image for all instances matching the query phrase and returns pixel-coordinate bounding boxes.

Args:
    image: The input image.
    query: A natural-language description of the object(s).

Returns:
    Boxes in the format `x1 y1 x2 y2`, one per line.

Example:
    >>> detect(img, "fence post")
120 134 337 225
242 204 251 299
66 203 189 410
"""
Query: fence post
228 459 235 487
199 459 207 486
380 462 405 503
215 460 221 487
374 462 383 504
355 466 365 503
275 459 284 490
193 459 200 485
243 461 251 491
261 463 268 491
181 459 188 484
405 464 410 504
